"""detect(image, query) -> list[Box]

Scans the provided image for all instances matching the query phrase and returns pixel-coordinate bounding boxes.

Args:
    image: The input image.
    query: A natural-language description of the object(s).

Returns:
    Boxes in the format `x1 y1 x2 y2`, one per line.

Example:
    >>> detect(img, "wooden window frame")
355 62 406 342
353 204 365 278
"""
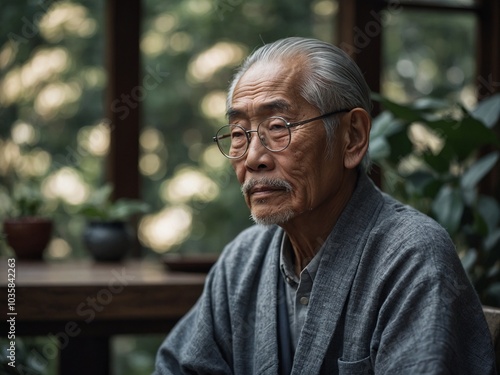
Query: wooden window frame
103 0 500 248
337 0 500 193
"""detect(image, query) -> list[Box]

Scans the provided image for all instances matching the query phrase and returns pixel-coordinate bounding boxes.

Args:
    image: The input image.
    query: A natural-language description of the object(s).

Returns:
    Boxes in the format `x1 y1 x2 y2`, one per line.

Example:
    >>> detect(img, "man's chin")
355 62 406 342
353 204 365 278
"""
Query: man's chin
250 209 295 226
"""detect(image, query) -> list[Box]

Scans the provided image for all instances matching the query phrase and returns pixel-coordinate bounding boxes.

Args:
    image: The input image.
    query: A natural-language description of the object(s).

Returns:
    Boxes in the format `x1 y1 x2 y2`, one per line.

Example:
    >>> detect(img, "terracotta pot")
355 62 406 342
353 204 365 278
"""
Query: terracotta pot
3 217 53 260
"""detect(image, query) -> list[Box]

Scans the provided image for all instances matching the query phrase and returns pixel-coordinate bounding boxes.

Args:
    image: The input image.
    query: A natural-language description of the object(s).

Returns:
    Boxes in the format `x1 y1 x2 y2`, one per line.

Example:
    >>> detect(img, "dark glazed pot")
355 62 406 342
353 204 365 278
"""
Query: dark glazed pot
83 221 132 262
3 217 53 260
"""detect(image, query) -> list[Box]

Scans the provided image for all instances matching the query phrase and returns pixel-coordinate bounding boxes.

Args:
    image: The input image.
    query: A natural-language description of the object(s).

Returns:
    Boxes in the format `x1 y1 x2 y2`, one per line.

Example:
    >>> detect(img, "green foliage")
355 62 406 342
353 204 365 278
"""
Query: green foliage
0 337 58 375
371 93 500 305
0 180 48 219
78 185 150 222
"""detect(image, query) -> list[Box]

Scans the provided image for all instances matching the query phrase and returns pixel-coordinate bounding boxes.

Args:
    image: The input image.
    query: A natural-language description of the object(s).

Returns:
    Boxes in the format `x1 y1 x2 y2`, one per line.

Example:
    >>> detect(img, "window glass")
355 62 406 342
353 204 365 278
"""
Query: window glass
382 9 477 106
138 0 339 257
0 0 106 259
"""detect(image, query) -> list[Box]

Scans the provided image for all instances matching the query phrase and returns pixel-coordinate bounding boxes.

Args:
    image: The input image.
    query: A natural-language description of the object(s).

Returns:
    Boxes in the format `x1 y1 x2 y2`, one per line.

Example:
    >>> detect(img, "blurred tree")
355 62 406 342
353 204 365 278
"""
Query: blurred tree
0 0 106 259
138 0 336 256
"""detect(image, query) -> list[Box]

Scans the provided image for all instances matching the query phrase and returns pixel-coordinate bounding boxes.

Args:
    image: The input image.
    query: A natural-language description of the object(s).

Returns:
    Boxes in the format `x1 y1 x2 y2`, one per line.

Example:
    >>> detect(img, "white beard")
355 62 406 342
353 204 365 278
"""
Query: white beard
250 205 295 226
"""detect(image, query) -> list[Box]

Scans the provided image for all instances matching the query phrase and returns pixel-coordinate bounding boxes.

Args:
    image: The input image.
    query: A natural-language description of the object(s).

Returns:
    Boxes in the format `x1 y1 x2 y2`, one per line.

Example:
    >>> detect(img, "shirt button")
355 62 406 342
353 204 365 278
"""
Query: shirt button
299 296 309 305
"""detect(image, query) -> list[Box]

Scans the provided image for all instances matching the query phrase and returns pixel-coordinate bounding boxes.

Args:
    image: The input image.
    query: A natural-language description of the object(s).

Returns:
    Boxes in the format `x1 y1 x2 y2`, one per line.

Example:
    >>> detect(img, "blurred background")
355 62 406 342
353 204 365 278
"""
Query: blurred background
0 0 498 374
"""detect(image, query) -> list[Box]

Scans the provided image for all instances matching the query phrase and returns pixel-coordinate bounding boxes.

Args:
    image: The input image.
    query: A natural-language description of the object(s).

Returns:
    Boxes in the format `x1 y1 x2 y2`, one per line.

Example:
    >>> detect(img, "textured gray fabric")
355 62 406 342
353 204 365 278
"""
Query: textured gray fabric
280 234 325 350
154 173 496 374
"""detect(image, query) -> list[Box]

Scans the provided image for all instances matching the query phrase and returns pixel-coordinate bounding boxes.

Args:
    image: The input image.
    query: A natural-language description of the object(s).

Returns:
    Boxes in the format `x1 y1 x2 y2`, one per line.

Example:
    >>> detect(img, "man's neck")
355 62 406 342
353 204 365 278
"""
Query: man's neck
281 170 358 275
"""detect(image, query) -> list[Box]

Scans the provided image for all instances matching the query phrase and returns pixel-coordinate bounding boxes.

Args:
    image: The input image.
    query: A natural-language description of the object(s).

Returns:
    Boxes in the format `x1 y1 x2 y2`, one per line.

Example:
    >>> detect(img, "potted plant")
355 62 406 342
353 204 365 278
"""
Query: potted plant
1 182 53 260
370 92 500 305
78 185 150 262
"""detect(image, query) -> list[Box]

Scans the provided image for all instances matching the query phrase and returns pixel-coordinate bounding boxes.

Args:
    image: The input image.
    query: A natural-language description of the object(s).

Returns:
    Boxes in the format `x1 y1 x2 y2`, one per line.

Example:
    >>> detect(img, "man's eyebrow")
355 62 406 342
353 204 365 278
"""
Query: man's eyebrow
226 99 292 119
226 107 242 119
260 99 291 113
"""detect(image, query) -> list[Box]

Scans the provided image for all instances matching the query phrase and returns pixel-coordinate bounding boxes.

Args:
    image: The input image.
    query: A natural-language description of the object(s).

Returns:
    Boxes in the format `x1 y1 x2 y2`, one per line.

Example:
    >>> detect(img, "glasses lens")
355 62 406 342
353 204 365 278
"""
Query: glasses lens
215 125 248 158
258 118 290 152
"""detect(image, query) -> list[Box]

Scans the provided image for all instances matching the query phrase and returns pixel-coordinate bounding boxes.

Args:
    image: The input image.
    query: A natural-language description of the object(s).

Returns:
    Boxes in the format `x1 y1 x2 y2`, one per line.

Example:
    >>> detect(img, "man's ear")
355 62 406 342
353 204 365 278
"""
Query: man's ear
343 108 371 169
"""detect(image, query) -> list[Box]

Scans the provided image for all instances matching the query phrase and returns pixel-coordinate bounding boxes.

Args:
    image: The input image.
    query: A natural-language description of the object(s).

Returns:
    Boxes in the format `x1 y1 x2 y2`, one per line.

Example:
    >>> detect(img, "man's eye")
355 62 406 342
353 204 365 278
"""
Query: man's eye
268 122 287 132
231 129 246 138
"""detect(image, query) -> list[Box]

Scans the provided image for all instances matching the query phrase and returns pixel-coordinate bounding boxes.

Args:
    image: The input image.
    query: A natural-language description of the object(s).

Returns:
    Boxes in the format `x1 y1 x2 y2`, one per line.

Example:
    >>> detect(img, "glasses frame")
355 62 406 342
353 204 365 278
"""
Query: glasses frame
213 108 352 159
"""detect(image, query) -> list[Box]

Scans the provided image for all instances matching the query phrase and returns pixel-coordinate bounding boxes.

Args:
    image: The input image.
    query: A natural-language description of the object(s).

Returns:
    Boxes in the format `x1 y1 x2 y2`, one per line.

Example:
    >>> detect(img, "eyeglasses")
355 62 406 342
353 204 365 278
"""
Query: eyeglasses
213 109 351 159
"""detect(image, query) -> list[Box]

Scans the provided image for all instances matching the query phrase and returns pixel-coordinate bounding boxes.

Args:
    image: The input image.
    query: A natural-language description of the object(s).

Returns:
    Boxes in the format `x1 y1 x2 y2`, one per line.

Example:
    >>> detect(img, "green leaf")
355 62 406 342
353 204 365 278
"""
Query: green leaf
374 95 424 123
369 136 390 161
89 184 113 205
387 130 414 163
472 209 490 237
471 93 500 128
460 248 477 273
422 145 455 174
461 152 500 191
423 114 499 161
108 200 150 221
485 229 500 252
405 170 436 196
431 185 464 233
371 111 404 139
79 205 108 220
412 97 451 112
477 195 500 234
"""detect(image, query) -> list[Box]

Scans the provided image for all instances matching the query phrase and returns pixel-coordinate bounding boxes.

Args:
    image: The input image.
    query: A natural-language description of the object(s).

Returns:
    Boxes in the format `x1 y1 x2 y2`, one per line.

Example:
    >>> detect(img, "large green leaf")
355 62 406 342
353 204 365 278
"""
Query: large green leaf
485 229 500 252
369 136 390 161
431 185 464 234
428 115 500 161
372 94 424 123
405 170 437 196
461 152 500 190
471 93 500 128
477 195 500 234
412 97 452 112
422 144 455 174
370 111 403 139
460 248 477 273
387 130 414 163
109 200 151 221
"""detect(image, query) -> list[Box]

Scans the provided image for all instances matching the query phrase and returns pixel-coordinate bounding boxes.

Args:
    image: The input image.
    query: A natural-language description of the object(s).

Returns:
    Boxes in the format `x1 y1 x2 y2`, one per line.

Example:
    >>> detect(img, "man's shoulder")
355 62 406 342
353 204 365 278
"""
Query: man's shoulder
217 224 281 269
226 224 280 251
366 192 460 273
377 192 451 244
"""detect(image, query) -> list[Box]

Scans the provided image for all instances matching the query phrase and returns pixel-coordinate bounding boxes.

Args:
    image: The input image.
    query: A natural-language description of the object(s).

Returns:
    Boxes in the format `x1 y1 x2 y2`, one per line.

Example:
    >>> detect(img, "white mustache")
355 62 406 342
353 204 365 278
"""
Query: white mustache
241 177 293 195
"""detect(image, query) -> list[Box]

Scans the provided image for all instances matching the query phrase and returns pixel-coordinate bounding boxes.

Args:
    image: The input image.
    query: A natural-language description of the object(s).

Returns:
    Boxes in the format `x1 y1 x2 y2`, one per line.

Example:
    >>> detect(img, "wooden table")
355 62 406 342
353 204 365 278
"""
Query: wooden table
0 259 206 375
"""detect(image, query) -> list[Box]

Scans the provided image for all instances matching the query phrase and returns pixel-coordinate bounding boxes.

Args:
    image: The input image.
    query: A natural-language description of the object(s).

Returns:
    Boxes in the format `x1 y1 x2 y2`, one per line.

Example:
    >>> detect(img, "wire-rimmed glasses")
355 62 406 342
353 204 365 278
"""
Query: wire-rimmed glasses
213 109 351 159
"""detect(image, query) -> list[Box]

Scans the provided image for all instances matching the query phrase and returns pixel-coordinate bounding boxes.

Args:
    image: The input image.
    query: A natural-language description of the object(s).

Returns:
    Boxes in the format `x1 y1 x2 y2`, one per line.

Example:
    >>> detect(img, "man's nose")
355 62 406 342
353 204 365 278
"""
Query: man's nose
244 131 273 171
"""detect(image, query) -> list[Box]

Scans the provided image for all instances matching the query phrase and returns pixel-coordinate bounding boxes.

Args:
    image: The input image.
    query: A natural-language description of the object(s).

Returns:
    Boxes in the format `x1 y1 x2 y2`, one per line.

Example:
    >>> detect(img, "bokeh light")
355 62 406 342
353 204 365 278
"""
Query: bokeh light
201 90 226 121
34 81 82 119
47 237 72 258
42 167 89 205
39 2 97 42
313 0 338 16
11 121 37 145
140 128 164 152
187 42 246 83
201 144 228 170
161 167 219 203
78 122 110 157
138 205 193 253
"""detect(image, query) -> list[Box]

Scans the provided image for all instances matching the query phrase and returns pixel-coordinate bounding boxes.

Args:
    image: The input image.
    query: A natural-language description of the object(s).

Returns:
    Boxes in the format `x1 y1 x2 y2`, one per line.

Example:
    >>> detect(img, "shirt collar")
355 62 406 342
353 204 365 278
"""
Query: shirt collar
279 232 326 286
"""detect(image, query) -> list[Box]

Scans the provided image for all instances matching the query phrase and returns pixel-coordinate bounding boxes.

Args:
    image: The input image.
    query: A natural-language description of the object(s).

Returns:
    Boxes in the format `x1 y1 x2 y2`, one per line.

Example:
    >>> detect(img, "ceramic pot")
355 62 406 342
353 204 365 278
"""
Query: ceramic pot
3 217 53 260
83 221 132 262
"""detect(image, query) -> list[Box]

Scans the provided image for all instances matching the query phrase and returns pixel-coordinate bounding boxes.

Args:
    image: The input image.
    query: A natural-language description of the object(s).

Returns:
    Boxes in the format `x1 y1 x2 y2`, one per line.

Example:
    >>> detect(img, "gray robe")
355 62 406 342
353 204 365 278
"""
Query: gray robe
155 173 496 374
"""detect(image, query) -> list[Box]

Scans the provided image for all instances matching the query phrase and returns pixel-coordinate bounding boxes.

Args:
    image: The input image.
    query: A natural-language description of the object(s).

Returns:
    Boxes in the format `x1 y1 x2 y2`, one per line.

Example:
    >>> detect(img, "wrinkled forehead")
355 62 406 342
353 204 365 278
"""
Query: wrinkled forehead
229 58 308 112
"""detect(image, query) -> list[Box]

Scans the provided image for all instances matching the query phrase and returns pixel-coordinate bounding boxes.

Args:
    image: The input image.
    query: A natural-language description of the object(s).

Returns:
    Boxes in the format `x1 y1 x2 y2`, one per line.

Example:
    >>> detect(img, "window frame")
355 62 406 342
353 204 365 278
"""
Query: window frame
104 0 500 256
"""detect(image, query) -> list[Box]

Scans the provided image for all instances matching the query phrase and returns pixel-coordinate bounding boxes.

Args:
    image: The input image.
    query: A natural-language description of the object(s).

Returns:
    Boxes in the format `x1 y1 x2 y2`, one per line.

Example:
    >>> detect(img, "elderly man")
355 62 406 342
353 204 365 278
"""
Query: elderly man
155 37 496 374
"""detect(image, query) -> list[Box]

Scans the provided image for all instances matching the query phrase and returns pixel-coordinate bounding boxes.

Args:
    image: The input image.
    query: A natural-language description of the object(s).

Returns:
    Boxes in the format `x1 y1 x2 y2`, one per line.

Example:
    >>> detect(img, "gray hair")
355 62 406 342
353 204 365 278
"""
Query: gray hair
226 37 372 169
